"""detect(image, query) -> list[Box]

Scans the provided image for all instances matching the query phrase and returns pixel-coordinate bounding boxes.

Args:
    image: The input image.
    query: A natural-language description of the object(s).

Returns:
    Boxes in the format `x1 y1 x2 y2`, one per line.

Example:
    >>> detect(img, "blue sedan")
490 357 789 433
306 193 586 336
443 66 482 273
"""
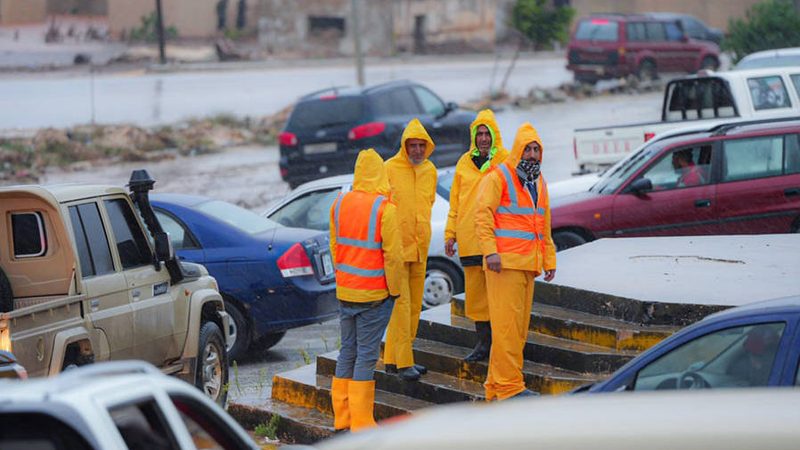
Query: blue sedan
151 194 338 361
580 296 800 392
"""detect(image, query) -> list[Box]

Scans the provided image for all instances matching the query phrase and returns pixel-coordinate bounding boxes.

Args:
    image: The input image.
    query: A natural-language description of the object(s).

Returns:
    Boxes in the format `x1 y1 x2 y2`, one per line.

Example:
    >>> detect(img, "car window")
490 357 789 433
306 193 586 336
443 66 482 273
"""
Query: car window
791 74 800 99
786 134 800 175
684 18 705 38
370 87 421 117
575 19 618 42
437 171 455 199
0 412 93 450
640 145 713 191
722 135 784 182
155 210 200 250
626 22 646 42
171 395 247 450
634 322 785 390
645 22 666 41
69 203 115 277
105 199 152 269
748 76 792 110
269 187 341 231
413 86 445 117
109 399 178 450
665 78 737 121
11 212 46 258
287 97 364 130
665 22 683 41
197 200 280 235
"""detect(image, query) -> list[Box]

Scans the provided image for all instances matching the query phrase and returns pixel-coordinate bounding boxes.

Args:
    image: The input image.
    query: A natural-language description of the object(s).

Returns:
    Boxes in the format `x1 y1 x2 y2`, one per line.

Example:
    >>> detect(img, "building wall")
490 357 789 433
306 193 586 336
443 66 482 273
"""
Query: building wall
570 0 763 30
108 0 217 39
393 0 496 53
0 0 47 24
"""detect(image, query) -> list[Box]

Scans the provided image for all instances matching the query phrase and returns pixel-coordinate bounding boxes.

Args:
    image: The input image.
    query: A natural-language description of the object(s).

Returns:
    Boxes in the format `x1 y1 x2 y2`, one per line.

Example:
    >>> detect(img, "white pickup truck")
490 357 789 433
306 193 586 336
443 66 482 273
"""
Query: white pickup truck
574 67 800 173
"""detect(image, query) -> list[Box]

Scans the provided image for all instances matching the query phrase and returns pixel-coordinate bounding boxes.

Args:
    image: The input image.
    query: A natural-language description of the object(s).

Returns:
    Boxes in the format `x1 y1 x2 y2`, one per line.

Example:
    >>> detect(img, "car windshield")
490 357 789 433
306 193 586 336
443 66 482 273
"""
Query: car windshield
575 19 619 42
437 170 455 199
288 97 364 129
590 142 663 194
196 200 281 235
735 54 800 70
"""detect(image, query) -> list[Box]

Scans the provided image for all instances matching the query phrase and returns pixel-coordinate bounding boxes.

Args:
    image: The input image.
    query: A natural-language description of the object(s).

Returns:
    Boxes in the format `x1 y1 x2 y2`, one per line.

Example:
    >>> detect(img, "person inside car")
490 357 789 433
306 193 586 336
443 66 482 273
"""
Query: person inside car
728 325 781 387
673 149 706 187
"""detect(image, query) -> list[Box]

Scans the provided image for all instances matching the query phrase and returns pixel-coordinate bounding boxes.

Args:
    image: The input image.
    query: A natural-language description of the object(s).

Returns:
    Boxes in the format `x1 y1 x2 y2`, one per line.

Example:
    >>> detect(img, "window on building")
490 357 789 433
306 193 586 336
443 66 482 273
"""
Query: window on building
308 16 346 38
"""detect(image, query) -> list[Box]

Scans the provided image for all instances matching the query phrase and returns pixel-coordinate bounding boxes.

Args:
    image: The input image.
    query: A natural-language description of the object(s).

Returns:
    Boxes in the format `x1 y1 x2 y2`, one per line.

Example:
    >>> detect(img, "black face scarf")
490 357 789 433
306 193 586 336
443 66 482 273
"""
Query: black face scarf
516 159 540 183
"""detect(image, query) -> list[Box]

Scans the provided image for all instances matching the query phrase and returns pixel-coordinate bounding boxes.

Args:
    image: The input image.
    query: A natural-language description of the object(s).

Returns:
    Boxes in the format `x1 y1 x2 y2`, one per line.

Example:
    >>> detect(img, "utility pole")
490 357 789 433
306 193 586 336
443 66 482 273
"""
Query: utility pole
351 0 365 86
155 0 167 64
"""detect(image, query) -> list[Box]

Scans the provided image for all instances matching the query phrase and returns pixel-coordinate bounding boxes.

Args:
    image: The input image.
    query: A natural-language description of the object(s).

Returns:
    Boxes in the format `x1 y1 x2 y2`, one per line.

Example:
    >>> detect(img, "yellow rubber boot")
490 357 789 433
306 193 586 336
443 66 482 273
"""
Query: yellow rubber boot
331 377 351 431
349 380 378 432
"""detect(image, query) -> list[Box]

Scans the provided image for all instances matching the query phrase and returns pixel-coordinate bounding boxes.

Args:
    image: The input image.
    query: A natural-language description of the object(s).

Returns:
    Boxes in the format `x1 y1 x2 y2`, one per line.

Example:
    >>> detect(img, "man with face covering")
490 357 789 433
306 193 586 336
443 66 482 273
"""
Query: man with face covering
445 109 509 362
329 149 403 432
474 122 557 400
383 118 437 382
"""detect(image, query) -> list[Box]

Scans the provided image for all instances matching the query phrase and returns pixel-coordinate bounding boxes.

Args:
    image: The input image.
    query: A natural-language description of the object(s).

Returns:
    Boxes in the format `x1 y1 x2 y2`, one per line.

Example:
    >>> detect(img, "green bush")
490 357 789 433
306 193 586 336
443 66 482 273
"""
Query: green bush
129 12 178 43
723 0 800 62
511 0 575 50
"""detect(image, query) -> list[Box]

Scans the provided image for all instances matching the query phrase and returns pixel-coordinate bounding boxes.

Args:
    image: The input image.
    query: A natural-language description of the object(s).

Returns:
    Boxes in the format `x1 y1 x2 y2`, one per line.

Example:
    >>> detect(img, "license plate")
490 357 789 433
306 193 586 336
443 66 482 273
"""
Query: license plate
304 142 337 155
321 252 334 276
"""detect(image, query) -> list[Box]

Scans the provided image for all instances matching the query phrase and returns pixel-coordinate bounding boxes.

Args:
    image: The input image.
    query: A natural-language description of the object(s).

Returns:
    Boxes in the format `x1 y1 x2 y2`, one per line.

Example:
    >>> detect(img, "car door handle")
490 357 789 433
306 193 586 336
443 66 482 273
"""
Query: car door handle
784 188 800 197
694 199 711 208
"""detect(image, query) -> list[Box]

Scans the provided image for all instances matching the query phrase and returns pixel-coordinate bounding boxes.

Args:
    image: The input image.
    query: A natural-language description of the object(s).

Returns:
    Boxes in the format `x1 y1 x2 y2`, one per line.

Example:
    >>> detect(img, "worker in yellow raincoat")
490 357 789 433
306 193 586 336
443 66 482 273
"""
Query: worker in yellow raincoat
383 118 437 381
444 109 509 362
474 122 556 400
329 149 403 432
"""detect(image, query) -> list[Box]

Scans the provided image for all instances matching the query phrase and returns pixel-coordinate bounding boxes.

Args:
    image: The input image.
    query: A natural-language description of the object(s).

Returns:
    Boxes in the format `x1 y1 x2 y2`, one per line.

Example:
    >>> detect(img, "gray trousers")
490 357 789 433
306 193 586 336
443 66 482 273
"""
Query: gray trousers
335 298 395 381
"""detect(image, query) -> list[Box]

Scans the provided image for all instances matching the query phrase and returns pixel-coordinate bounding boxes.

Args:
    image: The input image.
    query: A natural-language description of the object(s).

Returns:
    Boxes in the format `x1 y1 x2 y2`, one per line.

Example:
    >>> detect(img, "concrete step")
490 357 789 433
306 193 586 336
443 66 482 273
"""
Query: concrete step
271 363 434 421
228 398 334 445
451 296 677 351
419 305 637 374
317 350 486 403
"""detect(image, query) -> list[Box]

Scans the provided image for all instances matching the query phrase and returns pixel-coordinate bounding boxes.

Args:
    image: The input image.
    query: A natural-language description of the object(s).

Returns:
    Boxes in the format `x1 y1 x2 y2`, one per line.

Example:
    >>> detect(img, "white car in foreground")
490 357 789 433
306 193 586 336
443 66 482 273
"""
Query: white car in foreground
265 170 463 309
315 389 800 450
0 361 258 450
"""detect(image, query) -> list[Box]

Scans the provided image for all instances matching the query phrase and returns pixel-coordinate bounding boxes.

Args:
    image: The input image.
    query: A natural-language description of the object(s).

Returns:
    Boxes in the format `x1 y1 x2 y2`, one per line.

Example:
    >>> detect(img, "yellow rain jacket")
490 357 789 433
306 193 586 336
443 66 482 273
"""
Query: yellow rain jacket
329 149 403 302
385 118 437 262
474 123 556 274
444 109 509 258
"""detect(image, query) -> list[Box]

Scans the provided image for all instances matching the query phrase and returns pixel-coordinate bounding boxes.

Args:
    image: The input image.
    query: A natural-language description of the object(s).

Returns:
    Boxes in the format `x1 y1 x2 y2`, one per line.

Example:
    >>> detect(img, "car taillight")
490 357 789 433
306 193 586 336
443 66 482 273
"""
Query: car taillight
279 131 298 146
644 132 655 142
277 243 314 277
573 137 578 160
348 122 386 140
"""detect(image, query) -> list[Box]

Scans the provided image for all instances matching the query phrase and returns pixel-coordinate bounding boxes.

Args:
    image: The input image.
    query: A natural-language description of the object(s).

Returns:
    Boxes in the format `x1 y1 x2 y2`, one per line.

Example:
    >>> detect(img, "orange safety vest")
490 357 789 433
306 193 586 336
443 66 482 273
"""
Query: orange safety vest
494 163 547 255
332 191 388 292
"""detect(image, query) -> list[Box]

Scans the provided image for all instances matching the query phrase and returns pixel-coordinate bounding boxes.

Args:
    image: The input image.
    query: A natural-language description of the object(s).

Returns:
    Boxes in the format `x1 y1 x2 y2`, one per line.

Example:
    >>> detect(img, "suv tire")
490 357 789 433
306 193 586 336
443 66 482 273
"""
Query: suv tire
196 321 229 406
553 231 587 252
700 56 719 71
0 268 12 313
256 331 287 352
637 59 657 82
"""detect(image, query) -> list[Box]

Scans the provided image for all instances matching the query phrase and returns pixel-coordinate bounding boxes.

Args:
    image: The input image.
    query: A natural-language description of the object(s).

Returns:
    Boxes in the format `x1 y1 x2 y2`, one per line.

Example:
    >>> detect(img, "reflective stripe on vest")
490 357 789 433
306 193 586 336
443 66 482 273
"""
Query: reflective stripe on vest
334 194 384 250
494 164 543 242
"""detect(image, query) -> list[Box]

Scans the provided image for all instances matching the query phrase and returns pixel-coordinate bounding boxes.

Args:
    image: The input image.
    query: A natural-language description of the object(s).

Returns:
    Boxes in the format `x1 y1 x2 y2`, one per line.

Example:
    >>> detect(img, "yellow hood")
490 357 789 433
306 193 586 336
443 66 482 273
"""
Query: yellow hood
395 118 435 164
469 109 504 154
352 148 390 195
509 122 544 166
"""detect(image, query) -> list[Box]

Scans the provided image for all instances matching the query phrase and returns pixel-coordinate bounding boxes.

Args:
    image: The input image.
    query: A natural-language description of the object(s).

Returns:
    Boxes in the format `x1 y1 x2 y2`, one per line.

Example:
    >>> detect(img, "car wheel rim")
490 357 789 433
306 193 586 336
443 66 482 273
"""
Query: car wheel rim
202 342 223 400
227 318 238 353
424 270 453 309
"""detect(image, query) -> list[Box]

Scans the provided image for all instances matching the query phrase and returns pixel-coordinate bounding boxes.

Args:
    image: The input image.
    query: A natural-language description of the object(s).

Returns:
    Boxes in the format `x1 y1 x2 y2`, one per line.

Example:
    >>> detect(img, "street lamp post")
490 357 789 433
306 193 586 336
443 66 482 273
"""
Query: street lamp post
351 0 365 86
155 0 167 64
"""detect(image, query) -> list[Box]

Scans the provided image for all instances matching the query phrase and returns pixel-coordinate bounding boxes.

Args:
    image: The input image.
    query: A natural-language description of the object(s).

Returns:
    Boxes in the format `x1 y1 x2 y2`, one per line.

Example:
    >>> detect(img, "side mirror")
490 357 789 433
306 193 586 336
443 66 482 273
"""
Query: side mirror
154 231 174 262
627 178 653 195
444 101 458 114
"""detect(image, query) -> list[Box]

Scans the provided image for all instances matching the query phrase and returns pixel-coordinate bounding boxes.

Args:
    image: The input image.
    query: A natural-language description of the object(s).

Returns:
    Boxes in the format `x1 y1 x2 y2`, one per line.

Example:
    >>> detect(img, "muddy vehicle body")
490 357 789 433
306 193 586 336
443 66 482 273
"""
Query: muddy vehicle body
0 171 230 404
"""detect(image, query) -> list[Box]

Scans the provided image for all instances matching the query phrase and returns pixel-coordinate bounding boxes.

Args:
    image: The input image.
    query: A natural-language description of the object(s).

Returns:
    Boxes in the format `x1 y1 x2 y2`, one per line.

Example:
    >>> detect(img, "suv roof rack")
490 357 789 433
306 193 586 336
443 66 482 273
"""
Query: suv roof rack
710 116 800 136
299 86 349 100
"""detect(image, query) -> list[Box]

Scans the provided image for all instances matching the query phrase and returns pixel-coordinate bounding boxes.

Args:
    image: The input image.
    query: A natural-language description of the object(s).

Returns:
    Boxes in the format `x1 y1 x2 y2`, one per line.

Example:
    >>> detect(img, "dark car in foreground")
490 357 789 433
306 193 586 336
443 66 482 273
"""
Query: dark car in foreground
567 14 719 83
578 296 800 393
552 118 800 250
151 194 338 361
278 80 473 188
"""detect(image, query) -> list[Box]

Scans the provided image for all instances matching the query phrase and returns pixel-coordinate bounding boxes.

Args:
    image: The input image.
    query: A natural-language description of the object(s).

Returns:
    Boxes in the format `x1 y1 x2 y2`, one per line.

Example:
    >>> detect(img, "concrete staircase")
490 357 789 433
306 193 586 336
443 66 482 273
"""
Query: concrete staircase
229 283 716 444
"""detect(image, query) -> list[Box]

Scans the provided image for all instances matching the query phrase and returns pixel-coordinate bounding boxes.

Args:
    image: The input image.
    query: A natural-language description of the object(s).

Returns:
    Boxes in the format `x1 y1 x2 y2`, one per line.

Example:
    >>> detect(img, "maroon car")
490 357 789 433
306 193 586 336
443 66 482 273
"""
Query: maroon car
551 119 800 250
567 14 720 84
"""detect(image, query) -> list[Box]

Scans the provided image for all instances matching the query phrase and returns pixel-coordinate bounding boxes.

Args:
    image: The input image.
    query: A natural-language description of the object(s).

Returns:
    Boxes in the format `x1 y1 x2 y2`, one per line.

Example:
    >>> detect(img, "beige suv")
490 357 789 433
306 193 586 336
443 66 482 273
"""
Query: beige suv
0 170 230 405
